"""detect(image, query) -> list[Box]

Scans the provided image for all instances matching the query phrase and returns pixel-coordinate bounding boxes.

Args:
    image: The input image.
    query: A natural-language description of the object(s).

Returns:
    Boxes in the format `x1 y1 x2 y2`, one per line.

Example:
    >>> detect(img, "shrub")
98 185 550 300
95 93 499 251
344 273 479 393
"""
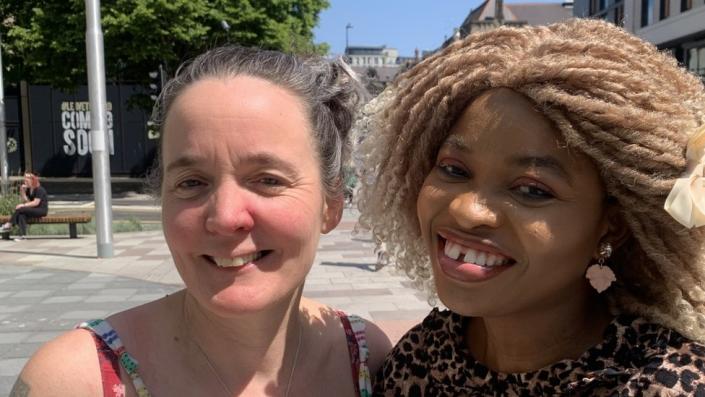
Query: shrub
0 181 22 216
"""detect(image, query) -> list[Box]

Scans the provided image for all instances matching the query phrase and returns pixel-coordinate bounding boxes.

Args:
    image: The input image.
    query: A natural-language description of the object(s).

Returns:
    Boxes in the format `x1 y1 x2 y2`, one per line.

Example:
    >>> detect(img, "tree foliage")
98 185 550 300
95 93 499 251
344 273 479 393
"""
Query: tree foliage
0 0 330 88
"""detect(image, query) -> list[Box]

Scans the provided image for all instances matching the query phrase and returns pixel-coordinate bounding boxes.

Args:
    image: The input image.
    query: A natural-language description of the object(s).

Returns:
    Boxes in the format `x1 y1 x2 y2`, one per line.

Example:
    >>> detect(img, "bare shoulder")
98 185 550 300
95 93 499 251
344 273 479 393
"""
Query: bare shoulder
13 328 101 397
299 297 392 373
360 318 393 374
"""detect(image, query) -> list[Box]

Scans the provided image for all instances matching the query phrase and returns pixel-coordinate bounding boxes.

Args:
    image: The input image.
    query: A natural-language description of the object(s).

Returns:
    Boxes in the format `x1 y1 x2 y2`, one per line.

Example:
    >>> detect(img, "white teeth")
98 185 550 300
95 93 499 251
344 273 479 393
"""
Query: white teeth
444 240 511 268
214 252 263 268
476 252 487 266
486 254 497 267
444 242 462 260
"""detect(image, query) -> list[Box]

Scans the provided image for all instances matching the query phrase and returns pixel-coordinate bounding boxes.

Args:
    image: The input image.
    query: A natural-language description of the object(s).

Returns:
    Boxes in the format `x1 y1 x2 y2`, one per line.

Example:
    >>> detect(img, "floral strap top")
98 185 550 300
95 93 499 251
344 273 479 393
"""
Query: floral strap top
79 312 372 397
78 319 149 397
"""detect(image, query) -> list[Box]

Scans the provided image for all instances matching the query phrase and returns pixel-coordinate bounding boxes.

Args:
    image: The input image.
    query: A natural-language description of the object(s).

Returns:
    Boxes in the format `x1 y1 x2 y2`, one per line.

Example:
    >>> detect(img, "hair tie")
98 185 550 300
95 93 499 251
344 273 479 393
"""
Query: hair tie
664 124 705 228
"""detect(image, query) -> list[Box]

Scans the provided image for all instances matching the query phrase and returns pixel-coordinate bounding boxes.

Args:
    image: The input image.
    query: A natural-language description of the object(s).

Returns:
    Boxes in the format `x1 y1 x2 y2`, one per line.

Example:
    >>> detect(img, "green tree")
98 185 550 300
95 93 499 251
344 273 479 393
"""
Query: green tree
0 0 330 88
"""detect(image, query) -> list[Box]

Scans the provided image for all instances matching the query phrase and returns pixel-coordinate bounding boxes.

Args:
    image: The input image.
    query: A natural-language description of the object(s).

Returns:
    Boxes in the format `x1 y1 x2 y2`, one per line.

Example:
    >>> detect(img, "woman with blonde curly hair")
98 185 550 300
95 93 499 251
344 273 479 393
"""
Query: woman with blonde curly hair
357 18 705 395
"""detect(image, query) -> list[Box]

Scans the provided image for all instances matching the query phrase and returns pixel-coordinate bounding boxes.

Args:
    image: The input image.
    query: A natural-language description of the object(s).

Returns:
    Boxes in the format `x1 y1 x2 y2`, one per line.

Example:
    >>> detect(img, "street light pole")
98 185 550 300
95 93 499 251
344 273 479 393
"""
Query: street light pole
345 23 353 53
85 0 114 258
0 32 8 196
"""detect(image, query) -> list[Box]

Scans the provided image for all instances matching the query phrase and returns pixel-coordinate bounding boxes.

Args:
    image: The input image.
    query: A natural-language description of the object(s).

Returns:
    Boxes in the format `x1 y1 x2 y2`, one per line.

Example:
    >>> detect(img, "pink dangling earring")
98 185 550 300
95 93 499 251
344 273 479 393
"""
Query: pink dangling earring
585 243 615 293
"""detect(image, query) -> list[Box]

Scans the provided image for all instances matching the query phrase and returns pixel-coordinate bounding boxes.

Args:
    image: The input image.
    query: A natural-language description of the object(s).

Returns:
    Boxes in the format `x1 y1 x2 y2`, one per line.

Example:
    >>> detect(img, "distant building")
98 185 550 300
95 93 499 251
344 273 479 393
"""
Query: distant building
344 46 423 93
442 0 575 47
574 0 705 80
345 46 399 68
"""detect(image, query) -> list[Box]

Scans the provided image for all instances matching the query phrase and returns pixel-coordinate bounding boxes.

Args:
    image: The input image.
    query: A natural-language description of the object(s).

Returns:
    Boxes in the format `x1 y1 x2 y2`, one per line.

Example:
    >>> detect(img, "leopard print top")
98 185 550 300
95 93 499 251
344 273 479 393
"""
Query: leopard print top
374 309 705 396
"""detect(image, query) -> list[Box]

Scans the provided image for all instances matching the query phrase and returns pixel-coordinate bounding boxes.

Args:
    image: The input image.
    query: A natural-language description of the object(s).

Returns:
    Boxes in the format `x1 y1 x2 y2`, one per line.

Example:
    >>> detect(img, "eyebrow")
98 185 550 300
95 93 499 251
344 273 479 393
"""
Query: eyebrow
509 155 572 183
440 136 572 183
165 153 300 178
441 135 470 153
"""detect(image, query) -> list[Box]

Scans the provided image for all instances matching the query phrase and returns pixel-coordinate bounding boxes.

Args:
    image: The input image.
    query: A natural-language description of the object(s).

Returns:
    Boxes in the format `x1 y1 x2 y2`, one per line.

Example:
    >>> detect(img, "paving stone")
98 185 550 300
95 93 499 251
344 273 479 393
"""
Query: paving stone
0 376 19 392
12 290 52 298
1 343 43 359
42 296 85 304
0 358 27 376
0 333 28 344
59 310 110 320
24 331 62 343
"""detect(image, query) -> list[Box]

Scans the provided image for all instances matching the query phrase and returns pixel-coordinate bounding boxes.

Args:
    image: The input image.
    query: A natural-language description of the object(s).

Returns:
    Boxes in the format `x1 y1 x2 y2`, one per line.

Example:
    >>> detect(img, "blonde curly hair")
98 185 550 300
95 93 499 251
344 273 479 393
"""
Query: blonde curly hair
355 18 705 341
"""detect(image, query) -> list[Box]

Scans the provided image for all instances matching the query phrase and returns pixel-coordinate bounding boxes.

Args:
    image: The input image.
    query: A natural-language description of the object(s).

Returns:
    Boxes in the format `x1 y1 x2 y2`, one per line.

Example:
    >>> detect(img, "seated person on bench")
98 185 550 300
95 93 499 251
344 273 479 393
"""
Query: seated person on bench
1 172 49 240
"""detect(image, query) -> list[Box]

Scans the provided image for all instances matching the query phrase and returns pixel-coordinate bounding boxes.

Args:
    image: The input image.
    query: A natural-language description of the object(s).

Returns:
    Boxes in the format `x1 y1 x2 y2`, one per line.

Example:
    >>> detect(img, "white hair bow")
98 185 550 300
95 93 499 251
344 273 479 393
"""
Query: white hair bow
664 124 705 228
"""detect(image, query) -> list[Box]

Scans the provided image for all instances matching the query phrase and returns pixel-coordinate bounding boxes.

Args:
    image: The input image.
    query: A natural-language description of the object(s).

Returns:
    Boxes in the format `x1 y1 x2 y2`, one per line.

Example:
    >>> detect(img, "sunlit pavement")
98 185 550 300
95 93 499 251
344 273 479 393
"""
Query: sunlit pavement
0 208 432 394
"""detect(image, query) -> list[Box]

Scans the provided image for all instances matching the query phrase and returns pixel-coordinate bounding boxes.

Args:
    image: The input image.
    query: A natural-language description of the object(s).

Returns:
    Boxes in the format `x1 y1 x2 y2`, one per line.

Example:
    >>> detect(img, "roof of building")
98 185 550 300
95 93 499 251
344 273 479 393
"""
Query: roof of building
345 46 390 55
462 0 573 25
506 2 574 25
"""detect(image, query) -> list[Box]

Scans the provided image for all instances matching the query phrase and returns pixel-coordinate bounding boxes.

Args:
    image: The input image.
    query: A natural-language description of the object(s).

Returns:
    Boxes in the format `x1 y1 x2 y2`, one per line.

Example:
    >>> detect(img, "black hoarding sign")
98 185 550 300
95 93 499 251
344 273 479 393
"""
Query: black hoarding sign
4 93 23 175
28 85 158 177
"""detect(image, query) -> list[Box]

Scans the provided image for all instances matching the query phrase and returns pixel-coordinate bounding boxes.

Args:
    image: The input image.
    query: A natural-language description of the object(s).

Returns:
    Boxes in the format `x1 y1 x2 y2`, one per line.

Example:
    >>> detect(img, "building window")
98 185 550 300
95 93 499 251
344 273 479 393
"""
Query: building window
614 4 625 24
641 0 653 26
681 0 692 11
660 0 670 19
688 46 705 80
590 0 599 14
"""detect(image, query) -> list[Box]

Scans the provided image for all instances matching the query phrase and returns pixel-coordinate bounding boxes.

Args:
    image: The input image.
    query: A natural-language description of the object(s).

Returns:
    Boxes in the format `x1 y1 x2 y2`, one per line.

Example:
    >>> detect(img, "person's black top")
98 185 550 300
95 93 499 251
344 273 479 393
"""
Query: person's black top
26 186 49 214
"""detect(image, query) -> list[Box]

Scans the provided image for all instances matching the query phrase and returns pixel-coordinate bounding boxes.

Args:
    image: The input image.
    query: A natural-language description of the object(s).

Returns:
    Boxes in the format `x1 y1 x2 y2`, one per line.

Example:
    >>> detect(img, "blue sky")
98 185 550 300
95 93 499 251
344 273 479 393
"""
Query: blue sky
313 1 483 57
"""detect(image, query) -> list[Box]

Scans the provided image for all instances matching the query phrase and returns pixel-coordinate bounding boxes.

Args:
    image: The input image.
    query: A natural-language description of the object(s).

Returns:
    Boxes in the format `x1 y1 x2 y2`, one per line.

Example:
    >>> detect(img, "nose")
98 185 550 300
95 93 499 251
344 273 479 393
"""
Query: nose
204 181 255 235
448 190 500 229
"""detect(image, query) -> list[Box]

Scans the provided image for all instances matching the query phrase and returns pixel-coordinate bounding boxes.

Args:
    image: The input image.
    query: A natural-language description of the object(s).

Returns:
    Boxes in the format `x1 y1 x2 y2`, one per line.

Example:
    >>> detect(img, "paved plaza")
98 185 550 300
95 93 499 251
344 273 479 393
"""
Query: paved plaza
0 207 434 395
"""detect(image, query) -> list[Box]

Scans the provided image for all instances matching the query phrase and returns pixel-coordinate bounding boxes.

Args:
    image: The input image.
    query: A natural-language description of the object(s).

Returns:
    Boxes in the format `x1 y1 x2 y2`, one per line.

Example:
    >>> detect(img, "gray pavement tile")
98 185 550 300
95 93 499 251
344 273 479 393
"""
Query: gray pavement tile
35 318 81 332
1 343 43 359
0 376 18 392
24 331 62 343
99 288 138 295
0 358 26 376
0 305 29 314
85 295 136 303
303 283 355 292
66 282 109 290
59 310 110 320
83 273 118 281
42 296 85 304
370 309 431 321
0 266 31 275
0 333 28 344
11 290 52 298
130 293 173 301
13 272 53 280
305 288 390 298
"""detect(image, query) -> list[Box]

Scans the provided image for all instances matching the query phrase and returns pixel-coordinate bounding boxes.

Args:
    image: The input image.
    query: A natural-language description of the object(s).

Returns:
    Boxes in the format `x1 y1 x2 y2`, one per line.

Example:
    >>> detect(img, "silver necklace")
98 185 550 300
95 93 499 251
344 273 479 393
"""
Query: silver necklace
192 320 304 397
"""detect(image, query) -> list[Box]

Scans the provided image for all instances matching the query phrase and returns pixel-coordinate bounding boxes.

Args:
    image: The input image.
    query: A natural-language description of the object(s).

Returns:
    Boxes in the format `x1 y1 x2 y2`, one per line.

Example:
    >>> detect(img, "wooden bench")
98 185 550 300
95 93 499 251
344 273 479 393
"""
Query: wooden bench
0 214 92 240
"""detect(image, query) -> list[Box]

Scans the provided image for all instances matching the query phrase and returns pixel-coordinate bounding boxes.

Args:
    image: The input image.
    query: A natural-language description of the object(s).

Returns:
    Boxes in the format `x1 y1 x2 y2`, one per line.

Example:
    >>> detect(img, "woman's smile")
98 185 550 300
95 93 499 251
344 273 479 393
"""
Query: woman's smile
436 231 517 282
205 249 274 269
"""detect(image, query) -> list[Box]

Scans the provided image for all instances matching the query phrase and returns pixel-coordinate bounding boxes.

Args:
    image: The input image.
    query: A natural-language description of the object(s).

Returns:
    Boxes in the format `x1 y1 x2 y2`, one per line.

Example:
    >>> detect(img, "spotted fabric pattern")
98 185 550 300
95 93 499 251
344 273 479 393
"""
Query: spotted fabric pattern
373 309 705 396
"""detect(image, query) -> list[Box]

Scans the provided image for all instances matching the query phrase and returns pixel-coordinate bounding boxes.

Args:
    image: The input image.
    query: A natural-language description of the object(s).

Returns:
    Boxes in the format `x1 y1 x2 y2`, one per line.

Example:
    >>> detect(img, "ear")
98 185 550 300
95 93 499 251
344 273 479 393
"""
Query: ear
321 192 344 234
597 200 630 253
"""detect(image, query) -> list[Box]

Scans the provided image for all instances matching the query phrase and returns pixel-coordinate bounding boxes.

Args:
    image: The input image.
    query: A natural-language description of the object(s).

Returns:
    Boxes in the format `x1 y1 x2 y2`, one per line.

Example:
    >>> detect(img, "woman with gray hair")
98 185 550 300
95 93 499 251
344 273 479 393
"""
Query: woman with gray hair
12 46 390 397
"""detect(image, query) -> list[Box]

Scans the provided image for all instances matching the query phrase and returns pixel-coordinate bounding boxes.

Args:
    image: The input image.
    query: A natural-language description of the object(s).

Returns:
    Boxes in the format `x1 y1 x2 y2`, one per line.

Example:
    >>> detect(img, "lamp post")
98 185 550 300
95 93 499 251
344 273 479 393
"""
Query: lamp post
0 32 7 196
221 20 231 44
345 23 353 53
85 0 114 258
